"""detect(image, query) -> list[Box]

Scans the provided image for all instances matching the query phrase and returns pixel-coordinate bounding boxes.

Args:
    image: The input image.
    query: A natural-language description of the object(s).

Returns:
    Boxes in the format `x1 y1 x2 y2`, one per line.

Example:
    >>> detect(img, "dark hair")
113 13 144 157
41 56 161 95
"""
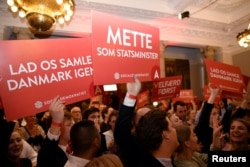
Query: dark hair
82 107 100 120
101 107 109 120
0 120 15 156
136 109 169 152
173 101 186 112
70 120 100 155
64 111 72 120
107 110 118 124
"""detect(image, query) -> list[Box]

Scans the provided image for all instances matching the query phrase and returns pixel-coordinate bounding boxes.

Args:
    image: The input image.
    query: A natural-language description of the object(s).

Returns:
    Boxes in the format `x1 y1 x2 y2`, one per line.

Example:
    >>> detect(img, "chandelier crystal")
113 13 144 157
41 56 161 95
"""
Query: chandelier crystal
7 0 75 32
237 20 250 48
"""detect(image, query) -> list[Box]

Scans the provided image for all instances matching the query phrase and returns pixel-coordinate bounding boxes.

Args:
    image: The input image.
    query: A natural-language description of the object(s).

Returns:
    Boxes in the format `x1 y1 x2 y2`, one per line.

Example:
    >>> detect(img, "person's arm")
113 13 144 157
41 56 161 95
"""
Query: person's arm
114 104 136 149
37 96 67 167
196 84 220 128
41 96 65 142
114 76 141 165
194 84 220 153
114 76 141 140
194 109 201 127
231 99 249 120
190 100 197 112
48 96 65 136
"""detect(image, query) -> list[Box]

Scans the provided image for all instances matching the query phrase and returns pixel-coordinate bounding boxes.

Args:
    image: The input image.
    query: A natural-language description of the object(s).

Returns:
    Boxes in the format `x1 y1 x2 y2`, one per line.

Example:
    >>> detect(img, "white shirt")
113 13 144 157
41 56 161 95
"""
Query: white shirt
64 155 89 167
103 130 114 147
157 158 172 167
20 139 37 163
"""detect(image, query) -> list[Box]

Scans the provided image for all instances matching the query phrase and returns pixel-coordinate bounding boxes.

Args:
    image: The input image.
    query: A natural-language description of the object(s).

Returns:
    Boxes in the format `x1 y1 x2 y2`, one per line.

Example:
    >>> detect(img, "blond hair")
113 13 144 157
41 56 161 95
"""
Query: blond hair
175 125 191 153
85 154 123 167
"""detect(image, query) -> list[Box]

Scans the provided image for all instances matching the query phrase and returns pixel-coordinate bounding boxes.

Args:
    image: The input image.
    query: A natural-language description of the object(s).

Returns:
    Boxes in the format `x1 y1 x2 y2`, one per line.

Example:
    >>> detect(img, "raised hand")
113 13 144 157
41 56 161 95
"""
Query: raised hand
126 75 141 96
208 83 220 104
49 96 65 123
212 116 226 150
208 83 220 95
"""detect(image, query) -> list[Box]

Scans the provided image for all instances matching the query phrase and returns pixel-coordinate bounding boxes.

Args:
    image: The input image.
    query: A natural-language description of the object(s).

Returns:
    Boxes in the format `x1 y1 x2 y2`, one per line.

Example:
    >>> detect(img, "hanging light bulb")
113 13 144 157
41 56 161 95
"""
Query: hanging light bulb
11 5 18 12
247 34 250 40
64 3 70 10
56 0 63 5
237 19 250 48
64 14 71 21
58 16 65 24
19 10 26 18
6 0 75 32
67 10 73 16
7 0 14 6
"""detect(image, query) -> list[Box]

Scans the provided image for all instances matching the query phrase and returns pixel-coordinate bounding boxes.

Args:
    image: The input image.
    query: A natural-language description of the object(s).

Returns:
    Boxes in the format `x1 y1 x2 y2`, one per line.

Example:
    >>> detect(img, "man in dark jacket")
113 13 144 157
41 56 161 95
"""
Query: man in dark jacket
114 76 179 167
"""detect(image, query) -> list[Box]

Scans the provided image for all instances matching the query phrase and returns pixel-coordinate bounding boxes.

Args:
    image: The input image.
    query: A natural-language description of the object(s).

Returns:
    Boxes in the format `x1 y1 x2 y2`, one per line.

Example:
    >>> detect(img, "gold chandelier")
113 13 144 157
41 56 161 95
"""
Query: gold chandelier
7 0 75 32
237 19 250 48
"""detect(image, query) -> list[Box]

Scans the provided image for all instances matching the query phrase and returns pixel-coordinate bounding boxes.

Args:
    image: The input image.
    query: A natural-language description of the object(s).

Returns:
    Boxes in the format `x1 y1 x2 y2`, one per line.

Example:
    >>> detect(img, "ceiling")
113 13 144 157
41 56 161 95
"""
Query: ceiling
1 0 250 55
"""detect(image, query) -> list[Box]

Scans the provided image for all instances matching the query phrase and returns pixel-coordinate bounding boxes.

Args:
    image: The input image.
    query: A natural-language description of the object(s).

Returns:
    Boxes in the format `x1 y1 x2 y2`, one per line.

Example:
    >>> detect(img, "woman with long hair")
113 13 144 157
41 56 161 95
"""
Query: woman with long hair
212 117 250 151
174 125 207 167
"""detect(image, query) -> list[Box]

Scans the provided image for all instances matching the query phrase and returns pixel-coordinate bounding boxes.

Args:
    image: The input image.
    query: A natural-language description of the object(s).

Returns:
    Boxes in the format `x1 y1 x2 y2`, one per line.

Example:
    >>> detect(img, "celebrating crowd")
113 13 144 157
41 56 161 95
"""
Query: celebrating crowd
1 76 250 167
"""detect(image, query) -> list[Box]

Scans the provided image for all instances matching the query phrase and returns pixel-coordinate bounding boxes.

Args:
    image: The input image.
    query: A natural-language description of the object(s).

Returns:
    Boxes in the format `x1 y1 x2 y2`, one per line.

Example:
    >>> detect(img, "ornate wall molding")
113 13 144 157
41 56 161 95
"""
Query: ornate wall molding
1 0 250 56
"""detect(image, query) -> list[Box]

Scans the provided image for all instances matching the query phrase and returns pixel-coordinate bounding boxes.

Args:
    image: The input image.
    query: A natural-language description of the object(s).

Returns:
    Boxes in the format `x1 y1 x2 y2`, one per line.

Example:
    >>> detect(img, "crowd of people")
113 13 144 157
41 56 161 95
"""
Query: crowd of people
0 76 250 167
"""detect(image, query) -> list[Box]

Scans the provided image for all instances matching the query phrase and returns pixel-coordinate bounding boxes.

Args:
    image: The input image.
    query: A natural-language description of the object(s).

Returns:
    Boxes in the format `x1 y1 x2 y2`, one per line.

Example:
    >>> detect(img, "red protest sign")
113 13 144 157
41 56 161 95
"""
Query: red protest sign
0 38 93 120
136 90 150 108
93 85 104 96
91 10 160 85
173 89 194 103
179 89 193 97
152 75 182 101
204 59 245 94
221 91 244 101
